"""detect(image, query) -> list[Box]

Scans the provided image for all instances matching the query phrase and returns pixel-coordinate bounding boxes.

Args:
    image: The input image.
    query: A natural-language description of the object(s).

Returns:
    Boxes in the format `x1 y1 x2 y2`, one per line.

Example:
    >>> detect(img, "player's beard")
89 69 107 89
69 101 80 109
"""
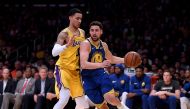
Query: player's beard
91 35 100 42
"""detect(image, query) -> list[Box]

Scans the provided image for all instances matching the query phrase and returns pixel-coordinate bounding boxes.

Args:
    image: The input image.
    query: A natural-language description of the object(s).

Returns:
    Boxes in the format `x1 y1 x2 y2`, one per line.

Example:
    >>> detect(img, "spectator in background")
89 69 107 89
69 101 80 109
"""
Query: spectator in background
12 69 24 92
47 59 55 70
127 65 151 109
144 66 153 77
33 65 53 109
142 58 151 70
48 69 54 79
34 72 40 80
182 70 190 86
0 68 14 108
109 64 130 105
1 67 35 109
21 61 27 70
174 73 183 87
175 62 181 73
157 68 164 80
15 69 23 81
106 65 115 74
148 70 180 109
11 60 22 79
151 64 158 74
179 69 186 80
31 66 38 77
162 64 168 71
169 67 176 74
180 82 190 109
46 80 58 109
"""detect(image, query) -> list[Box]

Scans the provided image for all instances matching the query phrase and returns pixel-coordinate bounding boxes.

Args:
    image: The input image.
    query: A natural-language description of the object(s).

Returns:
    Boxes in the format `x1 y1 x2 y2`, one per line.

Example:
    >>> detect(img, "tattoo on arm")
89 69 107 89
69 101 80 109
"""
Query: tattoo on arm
56 31 68 45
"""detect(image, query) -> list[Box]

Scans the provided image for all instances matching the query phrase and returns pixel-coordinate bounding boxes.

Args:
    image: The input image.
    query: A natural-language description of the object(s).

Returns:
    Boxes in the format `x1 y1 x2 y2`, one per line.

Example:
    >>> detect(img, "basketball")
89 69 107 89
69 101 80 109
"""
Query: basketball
124 51 142 68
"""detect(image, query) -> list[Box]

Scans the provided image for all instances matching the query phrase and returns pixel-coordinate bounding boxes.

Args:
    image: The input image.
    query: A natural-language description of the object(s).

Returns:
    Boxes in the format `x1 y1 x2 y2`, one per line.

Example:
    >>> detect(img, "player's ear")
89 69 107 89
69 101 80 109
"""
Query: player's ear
69 16 72 21
100 29 103 35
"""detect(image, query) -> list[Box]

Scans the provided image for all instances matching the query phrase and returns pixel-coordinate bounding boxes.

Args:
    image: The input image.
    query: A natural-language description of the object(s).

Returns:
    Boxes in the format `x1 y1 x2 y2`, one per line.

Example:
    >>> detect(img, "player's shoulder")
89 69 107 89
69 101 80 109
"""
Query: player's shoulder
59 28 69 36
79 28 85 33
101 41 107 45
80 39 90 46
101 41 108 48
78 28 85 36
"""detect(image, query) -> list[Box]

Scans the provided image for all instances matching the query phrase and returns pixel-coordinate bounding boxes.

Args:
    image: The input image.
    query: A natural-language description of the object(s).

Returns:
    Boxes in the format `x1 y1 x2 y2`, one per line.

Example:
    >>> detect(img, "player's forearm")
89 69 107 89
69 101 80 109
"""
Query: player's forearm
81 61 103 69
52 44 67 57
111 56 124 64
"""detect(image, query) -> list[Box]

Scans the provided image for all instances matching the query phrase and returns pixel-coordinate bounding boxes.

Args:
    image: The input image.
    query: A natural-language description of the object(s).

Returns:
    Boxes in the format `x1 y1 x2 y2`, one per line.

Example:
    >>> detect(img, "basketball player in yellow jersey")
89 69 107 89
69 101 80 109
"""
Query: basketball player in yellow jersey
52 8 89 109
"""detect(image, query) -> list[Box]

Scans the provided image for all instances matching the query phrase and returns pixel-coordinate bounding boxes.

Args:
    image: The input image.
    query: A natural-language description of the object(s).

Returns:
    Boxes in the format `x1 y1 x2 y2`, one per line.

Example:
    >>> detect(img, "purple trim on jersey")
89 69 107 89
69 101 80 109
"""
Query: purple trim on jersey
55 65 62 90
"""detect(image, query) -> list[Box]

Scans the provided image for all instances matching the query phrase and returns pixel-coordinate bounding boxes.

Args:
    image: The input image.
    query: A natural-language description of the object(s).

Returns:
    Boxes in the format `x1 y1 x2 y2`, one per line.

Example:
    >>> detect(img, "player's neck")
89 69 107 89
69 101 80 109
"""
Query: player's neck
89 38 100 46
68 25 78 34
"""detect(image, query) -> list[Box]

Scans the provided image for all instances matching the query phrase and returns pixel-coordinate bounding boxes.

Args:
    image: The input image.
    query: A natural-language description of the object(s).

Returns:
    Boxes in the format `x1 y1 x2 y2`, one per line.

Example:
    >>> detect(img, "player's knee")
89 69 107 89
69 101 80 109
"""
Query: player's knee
104 93 118 106
75 96 89 109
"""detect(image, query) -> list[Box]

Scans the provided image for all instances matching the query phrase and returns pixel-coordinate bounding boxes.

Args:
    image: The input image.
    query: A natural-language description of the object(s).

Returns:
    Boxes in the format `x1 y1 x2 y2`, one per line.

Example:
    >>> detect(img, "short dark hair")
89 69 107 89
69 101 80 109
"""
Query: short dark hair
68 8 82 16
135 65 144 71
163 69 172 76
89 21 103 30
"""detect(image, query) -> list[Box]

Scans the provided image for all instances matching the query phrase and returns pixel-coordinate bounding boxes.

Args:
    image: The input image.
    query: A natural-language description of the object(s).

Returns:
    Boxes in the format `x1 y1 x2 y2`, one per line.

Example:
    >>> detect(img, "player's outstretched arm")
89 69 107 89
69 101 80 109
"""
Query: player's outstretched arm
80 41 110 69
103 42 124 64
52 31 68 57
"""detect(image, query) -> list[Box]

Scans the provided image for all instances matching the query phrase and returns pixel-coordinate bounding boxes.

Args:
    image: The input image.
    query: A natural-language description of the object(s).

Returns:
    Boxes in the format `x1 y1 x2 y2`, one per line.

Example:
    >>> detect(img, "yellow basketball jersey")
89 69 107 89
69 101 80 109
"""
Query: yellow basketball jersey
56 28 85 70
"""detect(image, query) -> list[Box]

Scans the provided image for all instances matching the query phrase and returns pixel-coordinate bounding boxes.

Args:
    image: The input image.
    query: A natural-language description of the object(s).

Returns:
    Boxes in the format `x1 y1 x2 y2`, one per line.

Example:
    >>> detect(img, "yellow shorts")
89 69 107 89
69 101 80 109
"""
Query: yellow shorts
54 65 84 98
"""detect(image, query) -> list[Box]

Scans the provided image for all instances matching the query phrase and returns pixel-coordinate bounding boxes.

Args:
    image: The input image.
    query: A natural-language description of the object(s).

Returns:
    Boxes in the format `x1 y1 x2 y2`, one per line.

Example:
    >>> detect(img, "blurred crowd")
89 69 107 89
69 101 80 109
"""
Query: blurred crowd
0 0 190 108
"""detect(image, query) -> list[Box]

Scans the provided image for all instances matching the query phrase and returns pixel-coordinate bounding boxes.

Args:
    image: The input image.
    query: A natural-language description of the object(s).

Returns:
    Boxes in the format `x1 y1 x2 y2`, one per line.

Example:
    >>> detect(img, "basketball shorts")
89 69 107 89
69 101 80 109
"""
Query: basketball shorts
54 65 84 98
82 70 114 108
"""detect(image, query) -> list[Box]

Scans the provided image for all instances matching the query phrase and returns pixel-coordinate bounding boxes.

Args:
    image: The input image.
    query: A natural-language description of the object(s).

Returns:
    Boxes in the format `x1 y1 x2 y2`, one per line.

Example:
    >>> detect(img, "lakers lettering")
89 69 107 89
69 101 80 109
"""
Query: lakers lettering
72 41 81 46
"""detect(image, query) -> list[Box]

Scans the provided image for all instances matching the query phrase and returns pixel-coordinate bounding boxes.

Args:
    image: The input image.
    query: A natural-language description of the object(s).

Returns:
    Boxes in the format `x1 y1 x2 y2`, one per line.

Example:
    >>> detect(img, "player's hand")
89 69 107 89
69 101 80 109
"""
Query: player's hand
66 34 77 47
102 60 111 68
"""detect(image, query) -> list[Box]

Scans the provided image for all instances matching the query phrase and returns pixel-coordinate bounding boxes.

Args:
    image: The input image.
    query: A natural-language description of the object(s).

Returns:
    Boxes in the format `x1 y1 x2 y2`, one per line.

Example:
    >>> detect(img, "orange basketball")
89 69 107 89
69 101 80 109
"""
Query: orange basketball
124 51 142 68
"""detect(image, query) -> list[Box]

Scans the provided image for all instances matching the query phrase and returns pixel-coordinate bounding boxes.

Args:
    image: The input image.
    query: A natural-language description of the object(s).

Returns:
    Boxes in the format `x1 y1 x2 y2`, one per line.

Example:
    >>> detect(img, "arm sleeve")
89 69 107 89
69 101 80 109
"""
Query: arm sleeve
52 44 67 57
